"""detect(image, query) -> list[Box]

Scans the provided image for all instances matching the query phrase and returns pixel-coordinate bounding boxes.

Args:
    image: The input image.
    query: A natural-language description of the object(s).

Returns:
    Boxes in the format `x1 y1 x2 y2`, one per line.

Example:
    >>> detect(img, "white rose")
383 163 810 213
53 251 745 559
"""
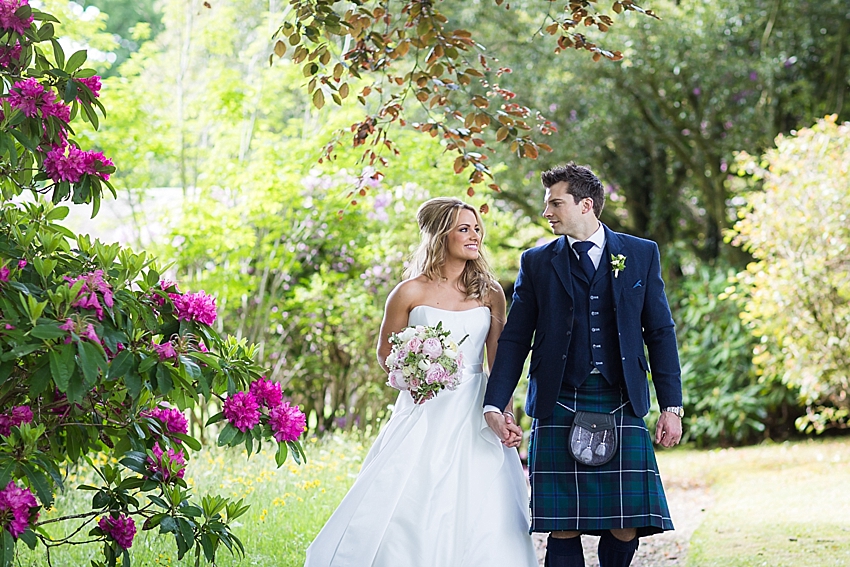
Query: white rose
443 348 457 359
418 359 431 371
403 366 413 377
385 351 398 367
399 327 417 342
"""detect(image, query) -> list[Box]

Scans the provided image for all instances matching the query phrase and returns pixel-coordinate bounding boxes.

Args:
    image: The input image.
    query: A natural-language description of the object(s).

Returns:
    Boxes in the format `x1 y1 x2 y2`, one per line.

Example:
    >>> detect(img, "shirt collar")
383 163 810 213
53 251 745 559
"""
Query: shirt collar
566 222 605 250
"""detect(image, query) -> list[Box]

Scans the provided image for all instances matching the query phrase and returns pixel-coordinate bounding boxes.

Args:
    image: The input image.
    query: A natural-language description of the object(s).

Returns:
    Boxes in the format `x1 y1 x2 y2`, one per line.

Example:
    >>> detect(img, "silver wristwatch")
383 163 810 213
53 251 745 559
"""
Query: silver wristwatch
661 406 684 418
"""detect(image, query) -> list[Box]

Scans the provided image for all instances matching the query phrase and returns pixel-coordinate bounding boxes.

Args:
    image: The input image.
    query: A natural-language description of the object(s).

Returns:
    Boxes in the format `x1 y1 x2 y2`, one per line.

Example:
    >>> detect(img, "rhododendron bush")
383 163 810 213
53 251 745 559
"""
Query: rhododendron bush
0 4 305 567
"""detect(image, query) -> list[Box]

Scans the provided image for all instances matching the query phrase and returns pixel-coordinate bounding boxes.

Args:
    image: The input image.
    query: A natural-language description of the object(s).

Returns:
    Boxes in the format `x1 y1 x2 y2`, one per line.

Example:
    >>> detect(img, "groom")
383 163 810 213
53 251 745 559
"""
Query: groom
484 163 683 567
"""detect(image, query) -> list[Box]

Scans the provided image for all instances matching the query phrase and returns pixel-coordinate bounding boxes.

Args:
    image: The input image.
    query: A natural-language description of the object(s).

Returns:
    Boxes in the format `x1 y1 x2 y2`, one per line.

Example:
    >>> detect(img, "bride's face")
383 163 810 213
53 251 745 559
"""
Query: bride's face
445 208 481 262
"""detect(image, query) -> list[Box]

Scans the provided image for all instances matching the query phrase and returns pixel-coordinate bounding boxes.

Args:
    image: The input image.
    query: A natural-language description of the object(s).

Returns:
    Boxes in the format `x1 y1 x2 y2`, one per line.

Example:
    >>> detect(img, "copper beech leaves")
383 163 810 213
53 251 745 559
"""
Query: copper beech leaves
271 0 656 194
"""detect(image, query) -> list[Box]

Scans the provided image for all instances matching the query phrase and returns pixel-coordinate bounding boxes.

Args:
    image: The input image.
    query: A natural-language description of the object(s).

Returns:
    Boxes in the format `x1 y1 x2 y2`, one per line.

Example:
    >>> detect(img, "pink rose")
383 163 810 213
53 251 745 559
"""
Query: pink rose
407 337 423 353
425 363 448 385
388 370 408 390
421 338 443 359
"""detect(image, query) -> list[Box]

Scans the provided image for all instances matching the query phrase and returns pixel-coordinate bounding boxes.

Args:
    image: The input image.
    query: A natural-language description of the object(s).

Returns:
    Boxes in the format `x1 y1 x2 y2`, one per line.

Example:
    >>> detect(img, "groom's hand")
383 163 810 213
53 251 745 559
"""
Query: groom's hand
655 412 683 448
485 412 523 448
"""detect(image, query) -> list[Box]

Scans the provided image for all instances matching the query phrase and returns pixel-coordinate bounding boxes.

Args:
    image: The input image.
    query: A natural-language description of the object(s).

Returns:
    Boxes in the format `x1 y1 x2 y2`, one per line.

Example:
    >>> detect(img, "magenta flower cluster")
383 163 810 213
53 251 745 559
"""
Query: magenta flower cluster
223 378 306 442
77 75 101 98
0 0 33 34
222 391 260 432
152 340 177 361
170 291 217 326
250 376 283 408
0 481 38 538
65 270 114 320
268 402 307 443
98 513 136 550
44 144 114 184
146 443 187 482
8 78 70 121
0 405 33 437
141 406 188 436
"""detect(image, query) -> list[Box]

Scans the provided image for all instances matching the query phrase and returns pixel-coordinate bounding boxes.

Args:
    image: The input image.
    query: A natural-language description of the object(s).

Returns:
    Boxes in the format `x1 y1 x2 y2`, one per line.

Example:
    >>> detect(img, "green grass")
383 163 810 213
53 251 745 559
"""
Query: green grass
15 435 370 567
682 437 850 567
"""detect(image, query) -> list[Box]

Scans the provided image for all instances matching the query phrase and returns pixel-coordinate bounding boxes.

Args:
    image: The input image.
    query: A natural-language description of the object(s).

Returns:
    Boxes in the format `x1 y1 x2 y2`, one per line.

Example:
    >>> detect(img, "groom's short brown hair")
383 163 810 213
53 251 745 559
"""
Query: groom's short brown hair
541 163 605 218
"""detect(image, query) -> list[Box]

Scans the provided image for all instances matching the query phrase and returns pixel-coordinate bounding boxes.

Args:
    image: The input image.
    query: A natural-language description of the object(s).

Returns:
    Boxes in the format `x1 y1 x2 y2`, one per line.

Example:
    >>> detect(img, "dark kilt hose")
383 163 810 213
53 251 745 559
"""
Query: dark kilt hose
528 374 673 536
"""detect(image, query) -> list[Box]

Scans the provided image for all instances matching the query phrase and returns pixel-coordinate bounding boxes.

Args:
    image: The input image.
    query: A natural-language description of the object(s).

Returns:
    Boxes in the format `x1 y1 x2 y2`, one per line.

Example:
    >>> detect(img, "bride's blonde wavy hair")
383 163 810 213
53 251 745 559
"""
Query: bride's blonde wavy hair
404 197 499 301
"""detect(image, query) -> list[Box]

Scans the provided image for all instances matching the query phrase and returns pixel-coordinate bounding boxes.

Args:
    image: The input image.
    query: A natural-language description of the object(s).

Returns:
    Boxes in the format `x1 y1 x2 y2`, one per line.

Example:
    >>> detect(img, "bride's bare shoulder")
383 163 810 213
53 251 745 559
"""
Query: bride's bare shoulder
386 276 431 308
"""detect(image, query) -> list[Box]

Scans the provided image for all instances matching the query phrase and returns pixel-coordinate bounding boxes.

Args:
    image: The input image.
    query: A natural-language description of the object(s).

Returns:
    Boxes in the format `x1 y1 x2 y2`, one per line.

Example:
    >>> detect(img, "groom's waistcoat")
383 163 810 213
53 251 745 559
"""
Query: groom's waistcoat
563 246 624 389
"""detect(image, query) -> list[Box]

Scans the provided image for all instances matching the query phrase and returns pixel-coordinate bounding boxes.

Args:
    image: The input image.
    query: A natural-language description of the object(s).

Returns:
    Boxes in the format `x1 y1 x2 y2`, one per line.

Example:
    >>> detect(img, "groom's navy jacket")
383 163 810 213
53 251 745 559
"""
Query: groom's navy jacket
484 225 682 419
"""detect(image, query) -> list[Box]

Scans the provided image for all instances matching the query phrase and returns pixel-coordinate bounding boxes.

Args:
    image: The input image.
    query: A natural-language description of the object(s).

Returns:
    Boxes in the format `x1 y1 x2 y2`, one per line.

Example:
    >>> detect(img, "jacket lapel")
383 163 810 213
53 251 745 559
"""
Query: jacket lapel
551 236 575 301
604 225 627 304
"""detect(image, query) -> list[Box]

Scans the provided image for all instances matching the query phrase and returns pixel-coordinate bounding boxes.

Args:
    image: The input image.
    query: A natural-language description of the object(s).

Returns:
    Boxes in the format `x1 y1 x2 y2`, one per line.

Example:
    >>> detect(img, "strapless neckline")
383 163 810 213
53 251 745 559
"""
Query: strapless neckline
410 304 490 315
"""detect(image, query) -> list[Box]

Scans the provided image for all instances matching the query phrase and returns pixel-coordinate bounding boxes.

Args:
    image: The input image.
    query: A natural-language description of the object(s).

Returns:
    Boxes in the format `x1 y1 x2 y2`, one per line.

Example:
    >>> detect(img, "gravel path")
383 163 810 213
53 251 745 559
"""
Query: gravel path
531 480 714 566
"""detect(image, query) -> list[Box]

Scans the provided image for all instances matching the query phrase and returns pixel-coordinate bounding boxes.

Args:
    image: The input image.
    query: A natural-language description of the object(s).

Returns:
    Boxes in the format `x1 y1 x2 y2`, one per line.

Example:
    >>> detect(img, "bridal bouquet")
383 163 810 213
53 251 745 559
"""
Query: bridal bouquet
385 322 466 404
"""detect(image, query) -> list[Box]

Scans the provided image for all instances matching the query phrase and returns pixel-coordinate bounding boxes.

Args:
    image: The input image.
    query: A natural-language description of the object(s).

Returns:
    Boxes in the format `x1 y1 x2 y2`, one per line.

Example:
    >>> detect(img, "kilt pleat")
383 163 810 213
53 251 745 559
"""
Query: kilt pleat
528 374 673 536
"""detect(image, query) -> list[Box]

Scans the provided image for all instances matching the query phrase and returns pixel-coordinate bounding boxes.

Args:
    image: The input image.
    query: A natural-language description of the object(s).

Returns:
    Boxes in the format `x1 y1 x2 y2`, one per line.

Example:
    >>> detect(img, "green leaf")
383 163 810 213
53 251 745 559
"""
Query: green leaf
216 423 238 447
49 344 75 391
0 460 16 488
45 205 70 220
63 79 78 104
29 360 52 397
107 350 134 380
77 341 105 388
67 373 88 405
171 433 201 451
138 355 157 373
2 528 15 567
205 412 224 426
9 128 37 152
18 529 37 550
124 371 143 401
21 463 53 508
159 516 177 533
275 442 288 467
156 363 173 395
31 322 66 340
65 49 88 73
176 518 195 552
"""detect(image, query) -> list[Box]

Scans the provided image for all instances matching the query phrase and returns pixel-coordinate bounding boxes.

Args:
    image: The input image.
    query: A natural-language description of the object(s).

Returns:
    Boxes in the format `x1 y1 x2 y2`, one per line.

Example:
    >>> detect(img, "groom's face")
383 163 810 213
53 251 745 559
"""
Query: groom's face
543 181 588 238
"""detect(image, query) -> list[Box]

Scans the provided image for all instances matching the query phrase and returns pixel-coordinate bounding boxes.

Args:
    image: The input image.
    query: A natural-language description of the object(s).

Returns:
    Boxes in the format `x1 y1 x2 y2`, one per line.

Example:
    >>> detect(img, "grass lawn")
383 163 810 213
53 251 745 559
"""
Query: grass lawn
680 437 850 567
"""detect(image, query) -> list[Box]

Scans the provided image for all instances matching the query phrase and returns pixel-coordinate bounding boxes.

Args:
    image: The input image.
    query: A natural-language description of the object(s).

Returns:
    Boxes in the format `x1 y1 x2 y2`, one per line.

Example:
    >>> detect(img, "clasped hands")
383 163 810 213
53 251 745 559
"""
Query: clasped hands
484 411 523 448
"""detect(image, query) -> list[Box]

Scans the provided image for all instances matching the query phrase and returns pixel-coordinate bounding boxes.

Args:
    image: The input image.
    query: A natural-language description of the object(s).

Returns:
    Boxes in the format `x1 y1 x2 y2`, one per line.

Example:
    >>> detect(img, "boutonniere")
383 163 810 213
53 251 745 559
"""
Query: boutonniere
610 254 626 278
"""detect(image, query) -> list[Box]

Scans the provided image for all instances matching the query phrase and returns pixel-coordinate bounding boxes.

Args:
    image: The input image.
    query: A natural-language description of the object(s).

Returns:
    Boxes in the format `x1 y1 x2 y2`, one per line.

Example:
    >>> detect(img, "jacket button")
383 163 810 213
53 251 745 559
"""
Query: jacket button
562 354 567 359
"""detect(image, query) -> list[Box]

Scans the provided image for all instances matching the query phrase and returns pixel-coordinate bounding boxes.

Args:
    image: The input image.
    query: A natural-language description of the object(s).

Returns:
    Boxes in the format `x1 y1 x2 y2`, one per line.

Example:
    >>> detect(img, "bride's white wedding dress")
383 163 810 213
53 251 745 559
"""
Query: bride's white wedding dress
305 305 538 567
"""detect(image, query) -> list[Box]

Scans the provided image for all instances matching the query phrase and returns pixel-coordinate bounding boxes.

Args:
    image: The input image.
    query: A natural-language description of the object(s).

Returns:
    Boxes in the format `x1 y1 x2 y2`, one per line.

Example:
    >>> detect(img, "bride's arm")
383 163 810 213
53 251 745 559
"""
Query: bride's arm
376 281 417 373
484 285 507 378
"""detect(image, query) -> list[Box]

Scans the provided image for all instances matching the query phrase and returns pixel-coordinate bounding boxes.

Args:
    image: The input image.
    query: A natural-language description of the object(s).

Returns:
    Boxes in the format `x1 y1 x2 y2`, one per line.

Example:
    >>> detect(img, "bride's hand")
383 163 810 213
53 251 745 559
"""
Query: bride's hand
503 414 523 448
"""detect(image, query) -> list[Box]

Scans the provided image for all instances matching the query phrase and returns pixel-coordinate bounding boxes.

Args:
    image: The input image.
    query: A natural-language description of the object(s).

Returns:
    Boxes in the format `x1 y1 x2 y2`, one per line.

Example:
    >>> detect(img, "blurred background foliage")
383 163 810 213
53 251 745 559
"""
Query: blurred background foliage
45 0 850 446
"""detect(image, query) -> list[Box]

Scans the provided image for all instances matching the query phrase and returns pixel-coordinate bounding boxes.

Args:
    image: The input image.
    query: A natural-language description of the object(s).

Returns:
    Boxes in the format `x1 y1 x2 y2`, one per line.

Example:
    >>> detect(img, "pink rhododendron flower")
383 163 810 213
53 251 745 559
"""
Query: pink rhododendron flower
44 145 114 183
150 280 179 307
98 513 136 549
65 270 113 320
0 416 12 437
0 266 8 282
152 341 176 361
59 318 75 331
42 97 71 122
77 75 102 97
0 0 33 34
0 481 39 538
223 391 260 432
170 291 217 326
17 259 26 269
268 401 307 442
249 377 283 408
141 406 188 436
146 443 187 481
8 78 51 117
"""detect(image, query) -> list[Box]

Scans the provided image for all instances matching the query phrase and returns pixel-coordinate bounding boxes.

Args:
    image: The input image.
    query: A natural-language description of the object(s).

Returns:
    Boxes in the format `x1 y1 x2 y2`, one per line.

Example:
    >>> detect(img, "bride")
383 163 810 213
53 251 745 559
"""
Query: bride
305 197 538 566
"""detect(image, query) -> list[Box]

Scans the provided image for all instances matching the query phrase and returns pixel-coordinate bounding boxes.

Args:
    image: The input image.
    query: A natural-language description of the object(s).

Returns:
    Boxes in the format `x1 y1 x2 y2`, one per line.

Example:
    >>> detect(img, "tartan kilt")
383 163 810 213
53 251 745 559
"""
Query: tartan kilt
528 373 674 536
